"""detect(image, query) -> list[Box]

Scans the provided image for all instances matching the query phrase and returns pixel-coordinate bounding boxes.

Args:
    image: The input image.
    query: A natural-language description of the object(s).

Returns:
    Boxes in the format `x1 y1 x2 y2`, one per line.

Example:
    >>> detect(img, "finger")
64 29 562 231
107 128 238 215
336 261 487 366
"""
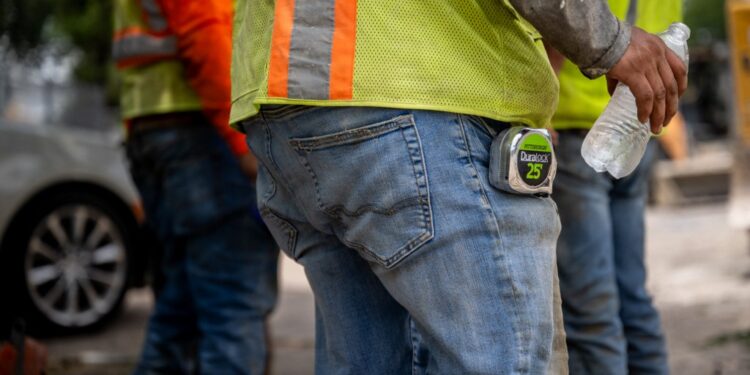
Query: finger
629 74 654 125
646 66 666 132
657 59 679 127
665 50 688 96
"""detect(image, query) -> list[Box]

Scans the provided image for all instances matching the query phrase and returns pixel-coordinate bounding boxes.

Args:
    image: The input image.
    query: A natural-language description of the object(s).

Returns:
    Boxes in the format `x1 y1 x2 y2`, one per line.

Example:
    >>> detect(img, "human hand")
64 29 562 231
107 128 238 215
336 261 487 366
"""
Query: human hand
238 153 259 182
606 27 688 134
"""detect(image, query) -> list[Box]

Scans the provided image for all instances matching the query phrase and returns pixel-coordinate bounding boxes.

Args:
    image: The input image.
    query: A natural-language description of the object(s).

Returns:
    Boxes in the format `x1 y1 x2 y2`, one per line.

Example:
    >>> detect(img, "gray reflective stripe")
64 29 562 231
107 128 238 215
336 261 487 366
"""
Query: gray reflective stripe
112 34 177 62
140 0 168 32
626 0 638 25
286 0 335 99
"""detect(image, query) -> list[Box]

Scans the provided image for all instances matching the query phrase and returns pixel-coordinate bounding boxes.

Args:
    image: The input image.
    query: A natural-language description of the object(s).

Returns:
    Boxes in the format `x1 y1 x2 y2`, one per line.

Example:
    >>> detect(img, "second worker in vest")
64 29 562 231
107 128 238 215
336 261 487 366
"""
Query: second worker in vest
548 0 681 373
231 0 687 373
113 0 279 373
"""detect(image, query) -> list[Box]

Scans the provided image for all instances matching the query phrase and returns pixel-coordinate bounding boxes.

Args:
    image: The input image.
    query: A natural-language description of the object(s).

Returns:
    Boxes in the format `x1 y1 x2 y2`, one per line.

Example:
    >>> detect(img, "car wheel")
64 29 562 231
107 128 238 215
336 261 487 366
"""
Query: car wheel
4 190 135 334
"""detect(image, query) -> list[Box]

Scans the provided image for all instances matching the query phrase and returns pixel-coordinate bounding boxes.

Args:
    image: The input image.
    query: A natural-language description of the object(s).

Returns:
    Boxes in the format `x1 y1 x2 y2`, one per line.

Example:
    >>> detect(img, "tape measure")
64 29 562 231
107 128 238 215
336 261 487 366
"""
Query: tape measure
489 127 557 196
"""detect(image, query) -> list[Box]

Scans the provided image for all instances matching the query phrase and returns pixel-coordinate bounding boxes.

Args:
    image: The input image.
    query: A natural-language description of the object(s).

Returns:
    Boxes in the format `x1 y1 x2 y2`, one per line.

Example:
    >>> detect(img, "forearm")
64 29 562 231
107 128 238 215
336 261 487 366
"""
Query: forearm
161 0 249 156
509 0 630 78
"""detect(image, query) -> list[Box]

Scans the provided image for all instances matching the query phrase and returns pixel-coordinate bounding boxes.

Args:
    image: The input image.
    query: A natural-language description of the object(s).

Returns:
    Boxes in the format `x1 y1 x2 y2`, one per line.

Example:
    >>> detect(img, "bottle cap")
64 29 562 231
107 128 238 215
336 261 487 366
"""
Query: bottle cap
669 22 691 41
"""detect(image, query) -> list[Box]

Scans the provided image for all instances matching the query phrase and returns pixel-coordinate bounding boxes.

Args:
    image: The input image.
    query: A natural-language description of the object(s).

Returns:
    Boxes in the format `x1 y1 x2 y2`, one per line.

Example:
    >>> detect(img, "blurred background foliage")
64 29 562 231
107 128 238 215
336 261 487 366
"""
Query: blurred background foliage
684 0 727 42
0 0 111 83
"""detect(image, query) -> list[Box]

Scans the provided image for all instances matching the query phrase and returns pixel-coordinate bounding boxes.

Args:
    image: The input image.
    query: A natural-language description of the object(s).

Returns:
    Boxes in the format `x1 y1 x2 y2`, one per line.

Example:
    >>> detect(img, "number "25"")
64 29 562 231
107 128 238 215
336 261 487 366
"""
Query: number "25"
526 163 543 180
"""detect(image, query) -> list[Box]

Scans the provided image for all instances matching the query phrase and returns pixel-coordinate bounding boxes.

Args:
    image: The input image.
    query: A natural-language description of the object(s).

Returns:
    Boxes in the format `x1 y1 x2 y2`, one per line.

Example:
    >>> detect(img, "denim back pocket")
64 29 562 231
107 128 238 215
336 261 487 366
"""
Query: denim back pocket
289 115 433 269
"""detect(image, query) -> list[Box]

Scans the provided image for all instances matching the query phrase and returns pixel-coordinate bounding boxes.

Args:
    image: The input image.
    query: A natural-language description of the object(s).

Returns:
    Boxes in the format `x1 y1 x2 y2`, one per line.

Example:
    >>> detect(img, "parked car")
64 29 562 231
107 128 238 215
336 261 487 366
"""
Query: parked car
0 116 148 335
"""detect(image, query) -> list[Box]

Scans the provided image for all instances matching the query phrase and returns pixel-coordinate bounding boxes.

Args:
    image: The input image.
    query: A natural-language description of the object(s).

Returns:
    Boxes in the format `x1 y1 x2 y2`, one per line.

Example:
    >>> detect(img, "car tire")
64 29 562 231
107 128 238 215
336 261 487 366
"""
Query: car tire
2 189 136 335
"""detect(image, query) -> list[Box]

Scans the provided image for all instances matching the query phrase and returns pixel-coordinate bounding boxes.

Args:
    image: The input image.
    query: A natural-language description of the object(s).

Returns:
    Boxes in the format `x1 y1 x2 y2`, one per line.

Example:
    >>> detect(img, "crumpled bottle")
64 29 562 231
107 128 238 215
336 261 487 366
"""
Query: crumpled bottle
580 22 691 178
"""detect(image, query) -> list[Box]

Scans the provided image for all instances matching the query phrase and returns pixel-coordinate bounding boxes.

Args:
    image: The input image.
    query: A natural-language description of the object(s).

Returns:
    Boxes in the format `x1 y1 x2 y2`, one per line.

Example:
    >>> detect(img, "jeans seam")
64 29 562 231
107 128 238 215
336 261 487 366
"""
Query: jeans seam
410 318 420 375
254 118 305 257
257 164 299 254
260 207 298 256
295 151 328 214
458 114 531 373
399 119 433 235
289 116 410 151
261 121 283 179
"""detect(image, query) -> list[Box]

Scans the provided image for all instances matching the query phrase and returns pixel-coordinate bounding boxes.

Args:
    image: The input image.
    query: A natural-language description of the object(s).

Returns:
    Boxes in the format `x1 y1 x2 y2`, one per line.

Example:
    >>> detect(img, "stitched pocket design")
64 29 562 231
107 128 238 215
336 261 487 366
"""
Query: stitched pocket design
289 115 433 269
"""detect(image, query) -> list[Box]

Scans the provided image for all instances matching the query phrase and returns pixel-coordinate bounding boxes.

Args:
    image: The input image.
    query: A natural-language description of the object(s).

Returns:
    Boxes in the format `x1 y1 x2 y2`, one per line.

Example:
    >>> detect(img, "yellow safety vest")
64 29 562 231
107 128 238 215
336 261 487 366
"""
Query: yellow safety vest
112 0 202 120
230 0 559 129
553 0 683 130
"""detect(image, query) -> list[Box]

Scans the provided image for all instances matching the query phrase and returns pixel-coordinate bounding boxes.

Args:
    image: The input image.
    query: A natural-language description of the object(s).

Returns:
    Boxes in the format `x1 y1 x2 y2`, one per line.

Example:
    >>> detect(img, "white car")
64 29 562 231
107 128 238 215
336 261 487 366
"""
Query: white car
0 83 148 334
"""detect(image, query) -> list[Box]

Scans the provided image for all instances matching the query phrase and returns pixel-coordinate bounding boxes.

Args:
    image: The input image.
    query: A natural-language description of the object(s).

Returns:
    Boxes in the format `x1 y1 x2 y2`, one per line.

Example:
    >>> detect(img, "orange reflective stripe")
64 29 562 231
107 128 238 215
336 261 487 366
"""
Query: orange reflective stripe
329 0 357 100
267 0 296 98
114 26 149 40
268 0 357 99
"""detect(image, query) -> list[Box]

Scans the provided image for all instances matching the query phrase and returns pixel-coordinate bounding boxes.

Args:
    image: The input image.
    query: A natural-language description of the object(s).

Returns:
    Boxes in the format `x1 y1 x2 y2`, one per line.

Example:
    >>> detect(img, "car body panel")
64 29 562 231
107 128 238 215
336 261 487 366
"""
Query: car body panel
0 119 140 249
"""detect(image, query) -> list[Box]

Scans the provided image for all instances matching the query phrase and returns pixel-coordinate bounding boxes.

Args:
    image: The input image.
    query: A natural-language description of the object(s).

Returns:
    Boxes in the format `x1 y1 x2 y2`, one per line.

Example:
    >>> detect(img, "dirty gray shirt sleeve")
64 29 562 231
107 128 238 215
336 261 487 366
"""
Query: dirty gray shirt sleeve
508 0 631 79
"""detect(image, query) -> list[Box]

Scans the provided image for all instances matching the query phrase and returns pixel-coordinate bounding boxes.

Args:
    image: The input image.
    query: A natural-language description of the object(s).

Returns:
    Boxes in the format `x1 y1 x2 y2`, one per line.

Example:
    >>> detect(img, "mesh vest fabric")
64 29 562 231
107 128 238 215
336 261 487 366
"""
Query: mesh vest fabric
113 0 202 120
552 0 683 130
230 0 559 129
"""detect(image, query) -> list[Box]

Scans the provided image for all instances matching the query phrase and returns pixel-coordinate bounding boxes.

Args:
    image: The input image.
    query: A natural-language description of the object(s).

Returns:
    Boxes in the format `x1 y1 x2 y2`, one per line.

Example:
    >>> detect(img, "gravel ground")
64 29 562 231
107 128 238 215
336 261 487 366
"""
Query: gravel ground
41 202 750 374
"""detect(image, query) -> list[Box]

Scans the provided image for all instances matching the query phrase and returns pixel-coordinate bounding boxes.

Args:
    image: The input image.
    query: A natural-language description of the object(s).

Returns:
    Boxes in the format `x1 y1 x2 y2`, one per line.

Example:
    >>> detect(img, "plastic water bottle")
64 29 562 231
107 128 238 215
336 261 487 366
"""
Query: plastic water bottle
581 23 690 178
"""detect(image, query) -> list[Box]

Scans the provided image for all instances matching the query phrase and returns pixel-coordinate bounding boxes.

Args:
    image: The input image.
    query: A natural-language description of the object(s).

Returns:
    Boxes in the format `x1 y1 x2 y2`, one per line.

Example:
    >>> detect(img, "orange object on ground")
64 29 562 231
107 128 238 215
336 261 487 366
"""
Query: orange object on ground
0 339 47 375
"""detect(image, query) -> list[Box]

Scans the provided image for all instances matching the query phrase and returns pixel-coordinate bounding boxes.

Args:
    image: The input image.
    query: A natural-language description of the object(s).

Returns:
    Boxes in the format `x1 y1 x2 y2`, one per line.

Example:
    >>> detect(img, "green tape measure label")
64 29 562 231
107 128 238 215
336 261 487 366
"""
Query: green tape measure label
517 133 552 186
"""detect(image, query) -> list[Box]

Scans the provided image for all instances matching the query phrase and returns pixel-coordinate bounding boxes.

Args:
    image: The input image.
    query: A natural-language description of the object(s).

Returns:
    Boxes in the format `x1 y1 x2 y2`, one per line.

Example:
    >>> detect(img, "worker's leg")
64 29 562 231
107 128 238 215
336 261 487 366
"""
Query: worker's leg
301 237 414 374
128 128 201 375
133 239 199 375
176 129 278 375
253 150 414 374
552 131 627 375
611 142 668 374
245 107 565 374
187 212 278 375
130 125 279 374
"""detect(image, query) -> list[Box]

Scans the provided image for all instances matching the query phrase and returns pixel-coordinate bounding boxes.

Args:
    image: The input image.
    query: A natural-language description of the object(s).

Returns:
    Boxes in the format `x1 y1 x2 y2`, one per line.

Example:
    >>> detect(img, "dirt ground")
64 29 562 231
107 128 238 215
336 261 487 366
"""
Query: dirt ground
41 202 750 374
646 204 750 374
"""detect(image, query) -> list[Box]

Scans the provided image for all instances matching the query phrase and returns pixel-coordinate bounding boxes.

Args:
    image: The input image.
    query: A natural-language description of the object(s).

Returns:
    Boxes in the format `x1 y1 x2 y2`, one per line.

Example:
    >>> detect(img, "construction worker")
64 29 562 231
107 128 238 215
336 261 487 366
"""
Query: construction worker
231 0 686 373
548 1 682 373
112 0 278 373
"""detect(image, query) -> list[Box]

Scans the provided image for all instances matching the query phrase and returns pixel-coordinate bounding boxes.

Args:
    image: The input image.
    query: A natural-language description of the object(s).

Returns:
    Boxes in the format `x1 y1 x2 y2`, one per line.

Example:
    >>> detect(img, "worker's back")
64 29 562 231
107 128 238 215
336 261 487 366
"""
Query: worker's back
230 0 559 129
112 0 203 120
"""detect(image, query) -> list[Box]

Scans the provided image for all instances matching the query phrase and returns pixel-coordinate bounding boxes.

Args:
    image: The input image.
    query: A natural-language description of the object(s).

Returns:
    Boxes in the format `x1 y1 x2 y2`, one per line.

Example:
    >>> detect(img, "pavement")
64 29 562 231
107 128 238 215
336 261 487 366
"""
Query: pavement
43 256 316 375
646 203 750 374
41 202 750 374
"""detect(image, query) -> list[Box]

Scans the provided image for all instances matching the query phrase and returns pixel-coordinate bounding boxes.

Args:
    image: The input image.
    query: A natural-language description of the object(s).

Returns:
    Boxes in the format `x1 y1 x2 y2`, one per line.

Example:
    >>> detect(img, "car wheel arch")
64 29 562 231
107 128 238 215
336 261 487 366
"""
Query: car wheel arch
0 181 147 334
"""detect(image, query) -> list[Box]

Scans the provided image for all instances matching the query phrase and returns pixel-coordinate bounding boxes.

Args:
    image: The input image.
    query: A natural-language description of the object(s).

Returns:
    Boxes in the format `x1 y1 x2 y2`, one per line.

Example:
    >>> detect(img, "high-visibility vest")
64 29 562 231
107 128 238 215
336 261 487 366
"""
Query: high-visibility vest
112 0 202 120
230 0 559 129
553 0 683 130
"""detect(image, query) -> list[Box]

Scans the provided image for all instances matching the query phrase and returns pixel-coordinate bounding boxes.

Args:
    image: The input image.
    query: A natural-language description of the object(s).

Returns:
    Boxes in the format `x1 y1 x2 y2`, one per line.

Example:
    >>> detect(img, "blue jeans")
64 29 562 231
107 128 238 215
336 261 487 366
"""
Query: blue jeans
552 132 667 374
126 122 279 375
243 106 567 374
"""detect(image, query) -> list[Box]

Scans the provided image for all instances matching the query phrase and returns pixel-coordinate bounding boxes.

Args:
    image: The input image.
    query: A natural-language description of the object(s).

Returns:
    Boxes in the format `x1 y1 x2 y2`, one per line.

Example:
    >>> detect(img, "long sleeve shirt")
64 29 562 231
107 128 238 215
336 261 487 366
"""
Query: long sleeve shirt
158 0 248 156
509 0 631 78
